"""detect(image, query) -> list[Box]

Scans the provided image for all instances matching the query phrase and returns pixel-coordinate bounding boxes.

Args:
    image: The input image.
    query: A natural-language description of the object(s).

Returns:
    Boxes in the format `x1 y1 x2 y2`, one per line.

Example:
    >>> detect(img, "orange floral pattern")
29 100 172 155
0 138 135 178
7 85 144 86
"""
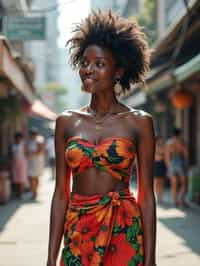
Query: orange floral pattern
60 190 144 266
65 137 136 183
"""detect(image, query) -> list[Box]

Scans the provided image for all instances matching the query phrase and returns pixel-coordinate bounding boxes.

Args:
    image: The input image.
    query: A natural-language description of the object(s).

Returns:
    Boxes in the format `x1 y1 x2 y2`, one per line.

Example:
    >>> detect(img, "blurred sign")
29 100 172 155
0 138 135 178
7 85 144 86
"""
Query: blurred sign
3 16 46 40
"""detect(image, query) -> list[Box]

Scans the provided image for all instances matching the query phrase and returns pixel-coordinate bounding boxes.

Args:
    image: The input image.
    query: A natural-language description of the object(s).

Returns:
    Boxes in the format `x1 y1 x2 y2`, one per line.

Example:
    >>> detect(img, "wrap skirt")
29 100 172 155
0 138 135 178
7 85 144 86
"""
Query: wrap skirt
60 189 144 266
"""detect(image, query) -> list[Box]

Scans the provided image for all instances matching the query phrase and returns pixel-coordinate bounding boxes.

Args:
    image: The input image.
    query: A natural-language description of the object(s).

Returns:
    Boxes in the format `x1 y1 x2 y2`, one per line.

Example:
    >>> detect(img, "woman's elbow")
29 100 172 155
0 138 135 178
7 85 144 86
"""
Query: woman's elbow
137 190 156 208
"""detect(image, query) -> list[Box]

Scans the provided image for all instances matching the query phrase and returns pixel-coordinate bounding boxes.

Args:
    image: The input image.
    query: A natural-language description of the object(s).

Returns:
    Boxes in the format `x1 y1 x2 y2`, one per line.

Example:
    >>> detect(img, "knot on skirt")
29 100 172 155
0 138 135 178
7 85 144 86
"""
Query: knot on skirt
109 191 121 207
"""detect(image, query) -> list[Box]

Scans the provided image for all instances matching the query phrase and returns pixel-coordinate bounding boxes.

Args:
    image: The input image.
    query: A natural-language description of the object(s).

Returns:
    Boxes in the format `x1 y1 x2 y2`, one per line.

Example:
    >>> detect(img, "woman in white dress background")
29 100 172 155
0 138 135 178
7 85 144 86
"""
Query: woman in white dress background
12 132 27 199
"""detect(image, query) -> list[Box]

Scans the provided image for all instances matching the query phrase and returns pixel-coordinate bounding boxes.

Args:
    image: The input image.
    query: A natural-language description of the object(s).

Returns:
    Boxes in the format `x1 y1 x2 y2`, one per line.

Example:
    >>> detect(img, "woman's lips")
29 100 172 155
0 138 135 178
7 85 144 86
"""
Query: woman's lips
83 78 96 86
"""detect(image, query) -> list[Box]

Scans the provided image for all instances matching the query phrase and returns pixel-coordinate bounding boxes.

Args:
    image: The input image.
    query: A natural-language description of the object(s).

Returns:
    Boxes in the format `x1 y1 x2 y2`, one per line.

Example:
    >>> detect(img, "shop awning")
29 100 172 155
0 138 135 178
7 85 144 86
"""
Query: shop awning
174 53 200 82
0 38 35 103
30 100 57 121
146 53 200 95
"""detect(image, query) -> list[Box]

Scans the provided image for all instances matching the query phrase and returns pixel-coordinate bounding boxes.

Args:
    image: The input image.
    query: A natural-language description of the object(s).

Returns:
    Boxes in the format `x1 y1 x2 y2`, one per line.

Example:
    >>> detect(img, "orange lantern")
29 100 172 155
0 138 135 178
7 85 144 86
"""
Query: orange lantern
171 89 193 109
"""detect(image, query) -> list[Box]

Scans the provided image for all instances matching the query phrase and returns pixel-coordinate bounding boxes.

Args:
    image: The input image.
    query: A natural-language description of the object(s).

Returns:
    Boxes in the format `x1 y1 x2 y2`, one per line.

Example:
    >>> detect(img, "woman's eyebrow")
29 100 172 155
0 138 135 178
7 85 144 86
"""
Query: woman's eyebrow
82 56 107 60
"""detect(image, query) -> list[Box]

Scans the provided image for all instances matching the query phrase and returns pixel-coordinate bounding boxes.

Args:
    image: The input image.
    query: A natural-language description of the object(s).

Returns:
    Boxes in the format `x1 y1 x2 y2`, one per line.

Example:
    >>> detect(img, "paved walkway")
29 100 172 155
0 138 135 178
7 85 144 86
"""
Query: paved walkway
0 169 200 266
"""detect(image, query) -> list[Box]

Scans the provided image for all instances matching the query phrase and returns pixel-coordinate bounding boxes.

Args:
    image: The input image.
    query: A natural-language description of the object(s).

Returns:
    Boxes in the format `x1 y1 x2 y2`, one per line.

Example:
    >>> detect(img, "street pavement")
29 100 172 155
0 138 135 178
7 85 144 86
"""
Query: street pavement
0 169 200 266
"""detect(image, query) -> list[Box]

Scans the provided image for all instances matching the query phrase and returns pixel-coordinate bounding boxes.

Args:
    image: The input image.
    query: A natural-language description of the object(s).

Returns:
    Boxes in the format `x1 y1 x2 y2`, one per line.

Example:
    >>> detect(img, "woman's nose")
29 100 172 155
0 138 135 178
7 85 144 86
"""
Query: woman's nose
85 63 94 73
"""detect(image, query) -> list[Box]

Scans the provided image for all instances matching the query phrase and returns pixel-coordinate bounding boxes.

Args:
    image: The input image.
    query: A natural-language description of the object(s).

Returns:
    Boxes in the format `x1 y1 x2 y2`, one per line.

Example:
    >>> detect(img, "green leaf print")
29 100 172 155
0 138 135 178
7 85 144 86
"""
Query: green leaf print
82 146 94 157
63 248 82 266
120 170 128 178
126 226 136 242
112 224 122 235
101 225 108 231
70 256 82 266
79 208 87 216
132 242 139 252
128 253 144 266
90 235 96 242
96 246 105 257
134 253 142 262
63 249 71 259
68 142 78 149
94 161 106 171
128 259 137 266
132 221 140 235
119 190 126 197
138 253 144 262
98 196 111 205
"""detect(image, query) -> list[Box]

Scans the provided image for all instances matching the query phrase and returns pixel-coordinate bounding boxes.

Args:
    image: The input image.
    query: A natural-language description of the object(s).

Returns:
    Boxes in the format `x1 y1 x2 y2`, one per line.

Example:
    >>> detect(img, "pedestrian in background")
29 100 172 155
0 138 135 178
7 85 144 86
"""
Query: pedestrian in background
37 133 46 177
27 128 43 200
11 132 27 199
153 135 166 203
47 10 156 266
165 128 189 208
45 133 56 180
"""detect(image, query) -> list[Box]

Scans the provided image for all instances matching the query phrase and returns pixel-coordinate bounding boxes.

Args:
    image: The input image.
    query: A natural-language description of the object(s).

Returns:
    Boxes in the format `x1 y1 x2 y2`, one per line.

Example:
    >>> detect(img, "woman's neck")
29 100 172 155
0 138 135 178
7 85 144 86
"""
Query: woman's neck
89 92 119 116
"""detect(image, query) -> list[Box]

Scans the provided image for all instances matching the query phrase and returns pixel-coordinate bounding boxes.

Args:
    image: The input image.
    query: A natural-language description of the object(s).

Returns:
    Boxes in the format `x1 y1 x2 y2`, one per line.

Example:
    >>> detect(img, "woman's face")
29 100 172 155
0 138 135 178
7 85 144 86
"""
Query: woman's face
79 45 119 94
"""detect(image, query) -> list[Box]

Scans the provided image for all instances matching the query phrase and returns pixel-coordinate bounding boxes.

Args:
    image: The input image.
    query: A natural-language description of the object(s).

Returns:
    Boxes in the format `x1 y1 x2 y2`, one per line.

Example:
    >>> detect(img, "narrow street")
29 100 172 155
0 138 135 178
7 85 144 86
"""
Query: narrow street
0 169 200 266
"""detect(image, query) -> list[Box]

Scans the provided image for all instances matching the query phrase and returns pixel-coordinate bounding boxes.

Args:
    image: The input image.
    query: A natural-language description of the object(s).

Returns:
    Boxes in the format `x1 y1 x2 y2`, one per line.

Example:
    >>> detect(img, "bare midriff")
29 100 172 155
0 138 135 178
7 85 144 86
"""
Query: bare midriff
72 168 129 196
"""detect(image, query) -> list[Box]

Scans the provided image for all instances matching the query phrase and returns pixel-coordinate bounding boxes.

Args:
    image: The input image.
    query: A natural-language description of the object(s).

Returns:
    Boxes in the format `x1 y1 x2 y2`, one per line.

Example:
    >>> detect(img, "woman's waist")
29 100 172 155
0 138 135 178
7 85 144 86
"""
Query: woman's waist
72 171 129 192
69 187 135 209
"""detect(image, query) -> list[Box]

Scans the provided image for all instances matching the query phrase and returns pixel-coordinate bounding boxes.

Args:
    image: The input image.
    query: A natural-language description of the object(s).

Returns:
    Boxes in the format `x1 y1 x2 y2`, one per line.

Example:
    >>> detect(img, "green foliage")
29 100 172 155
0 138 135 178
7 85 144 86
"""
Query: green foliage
135 0 157 45
41 82 68 113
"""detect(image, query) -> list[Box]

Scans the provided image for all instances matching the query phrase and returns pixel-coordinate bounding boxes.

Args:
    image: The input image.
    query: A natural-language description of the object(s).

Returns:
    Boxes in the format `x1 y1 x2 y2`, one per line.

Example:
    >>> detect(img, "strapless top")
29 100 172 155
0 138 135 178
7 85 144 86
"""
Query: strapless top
65 136 136 184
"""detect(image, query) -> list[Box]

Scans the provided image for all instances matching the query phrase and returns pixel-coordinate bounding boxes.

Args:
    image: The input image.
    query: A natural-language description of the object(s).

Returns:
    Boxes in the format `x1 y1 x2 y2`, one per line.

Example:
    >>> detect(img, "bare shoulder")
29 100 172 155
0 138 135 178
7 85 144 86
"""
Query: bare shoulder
55 110 78 133
56 109 79 124
128 108 153 130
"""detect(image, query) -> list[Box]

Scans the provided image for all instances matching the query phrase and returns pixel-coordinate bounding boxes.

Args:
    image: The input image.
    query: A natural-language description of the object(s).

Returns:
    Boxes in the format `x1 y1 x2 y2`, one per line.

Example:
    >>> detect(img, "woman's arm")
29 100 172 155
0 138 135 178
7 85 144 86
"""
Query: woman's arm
47 115 71 266
136 114 156 266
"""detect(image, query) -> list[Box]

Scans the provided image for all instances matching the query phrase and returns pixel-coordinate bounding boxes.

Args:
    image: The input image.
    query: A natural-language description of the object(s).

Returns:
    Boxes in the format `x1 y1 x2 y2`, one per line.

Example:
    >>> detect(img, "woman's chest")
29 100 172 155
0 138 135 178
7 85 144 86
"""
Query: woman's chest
65 115 137 145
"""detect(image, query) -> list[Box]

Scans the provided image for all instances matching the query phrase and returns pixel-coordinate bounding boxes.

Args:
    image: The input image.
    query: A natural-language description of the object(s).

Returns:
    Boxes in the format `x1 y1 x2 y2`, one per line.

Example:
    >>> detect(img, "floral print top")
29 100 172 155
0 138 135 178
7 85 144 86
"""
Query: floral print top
65 137 136 183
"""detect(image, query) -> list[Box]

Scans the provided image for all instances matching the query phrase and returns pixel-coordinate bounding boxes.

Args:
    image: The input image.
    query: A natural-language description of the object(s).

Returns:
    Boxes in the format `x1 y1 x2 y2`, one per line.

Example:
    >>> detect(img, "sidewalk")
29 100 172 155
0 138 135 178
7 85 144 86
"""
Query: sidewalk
0 170 200 266
156 190 200 266
0 168 54 266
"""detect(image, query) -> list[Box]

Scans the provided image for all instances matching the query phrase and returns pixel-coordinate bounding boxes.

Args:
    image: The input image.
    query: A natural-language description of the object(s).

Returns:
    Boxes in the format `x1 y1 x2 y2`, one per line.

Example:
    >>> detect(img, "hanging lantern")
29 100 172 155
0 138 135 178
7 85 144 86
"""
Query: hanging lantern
171 89 193 109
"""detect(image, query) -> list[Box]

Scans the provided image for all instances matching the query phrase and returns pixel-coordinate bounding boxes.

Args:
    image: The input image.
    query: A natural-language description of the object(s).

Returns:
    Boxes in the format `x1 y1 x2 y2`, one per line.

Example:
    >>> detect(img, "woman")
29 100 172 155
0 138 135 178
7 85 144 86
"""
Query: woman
153 136 166 203
47 10 156 266
12 132 27 199
27 127 43 200
165 128 188 207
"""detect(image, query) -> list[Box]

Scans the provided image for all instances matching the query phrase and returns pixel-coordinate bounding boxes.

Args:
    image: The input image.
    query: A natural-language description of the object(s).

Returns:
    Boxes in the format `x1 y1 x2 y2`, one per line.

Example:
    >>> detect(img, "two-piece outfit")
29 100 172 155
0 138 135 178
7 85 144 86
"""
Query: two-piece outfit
60 136 144 266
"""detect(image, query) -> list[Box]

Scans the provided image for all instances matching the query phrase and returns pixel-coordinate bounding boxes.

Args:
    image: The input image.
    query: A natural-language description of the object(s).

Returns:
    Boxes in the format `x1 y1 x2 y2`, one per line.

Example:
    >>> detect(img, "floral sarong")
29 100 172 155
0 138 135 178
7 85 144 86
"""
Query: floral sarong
60 189 144 266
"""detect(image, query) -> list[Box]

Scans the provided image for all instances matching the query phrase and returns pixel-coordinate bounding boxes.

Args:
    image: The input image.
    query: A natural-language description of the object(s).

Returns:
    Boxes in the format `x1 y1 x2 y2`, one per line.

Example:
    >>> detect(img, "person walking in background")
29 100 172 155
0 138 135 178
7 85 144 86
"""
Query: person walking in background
37 133 46 178
45 133 55 180
153 135 166 204
11 132 27 199
27 128 43 200
47 10 156 266
165 128 189 208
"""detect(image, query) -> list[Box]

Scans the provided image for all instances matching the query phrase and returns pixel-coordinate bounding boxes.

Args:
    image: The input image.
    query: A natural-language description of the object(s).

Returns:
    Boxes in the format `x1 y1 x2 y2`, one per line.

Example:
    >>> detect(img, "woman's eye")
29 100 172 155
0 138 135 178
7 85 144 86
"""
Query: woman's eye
96 61 105 68
80 60 88 67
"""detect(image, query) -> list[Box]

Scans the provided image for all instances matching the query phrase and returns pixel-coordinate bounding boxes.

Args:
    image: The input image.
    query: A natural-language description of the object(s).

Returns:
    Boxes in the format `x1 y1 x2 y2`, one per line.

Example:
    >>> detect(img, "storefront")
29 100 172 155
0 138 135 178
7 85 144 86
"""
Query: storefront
123 0 200 203
0 37 57 202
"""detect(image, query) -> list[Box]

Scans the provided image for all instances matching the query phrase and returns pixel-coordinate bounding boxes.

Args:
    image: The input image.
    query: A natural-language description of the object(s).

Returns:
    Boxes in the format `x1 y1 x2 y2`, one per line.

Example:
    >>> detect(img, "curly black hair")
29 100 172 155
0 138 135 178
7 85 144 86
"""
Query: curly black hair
67 9 151 91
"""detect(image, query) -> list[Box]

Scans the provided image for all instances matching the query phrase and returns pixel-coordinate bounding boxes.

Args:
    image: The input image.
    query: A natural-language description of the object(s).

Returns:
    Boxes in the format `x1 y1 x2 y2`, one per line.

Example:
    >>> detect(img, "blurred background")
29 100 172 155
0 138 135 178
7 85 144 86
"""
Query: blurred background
0 1 199 266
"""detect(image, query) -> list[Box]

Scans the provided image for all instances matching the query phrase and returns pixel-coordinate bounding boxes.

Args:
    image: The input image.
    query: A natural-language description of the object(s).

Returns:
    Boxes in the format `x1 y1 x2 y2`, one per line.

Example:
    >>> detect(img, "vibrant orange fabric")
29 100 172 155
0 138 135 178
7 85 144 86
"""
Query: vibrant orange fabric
60 190 144 266
65 137 136 183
